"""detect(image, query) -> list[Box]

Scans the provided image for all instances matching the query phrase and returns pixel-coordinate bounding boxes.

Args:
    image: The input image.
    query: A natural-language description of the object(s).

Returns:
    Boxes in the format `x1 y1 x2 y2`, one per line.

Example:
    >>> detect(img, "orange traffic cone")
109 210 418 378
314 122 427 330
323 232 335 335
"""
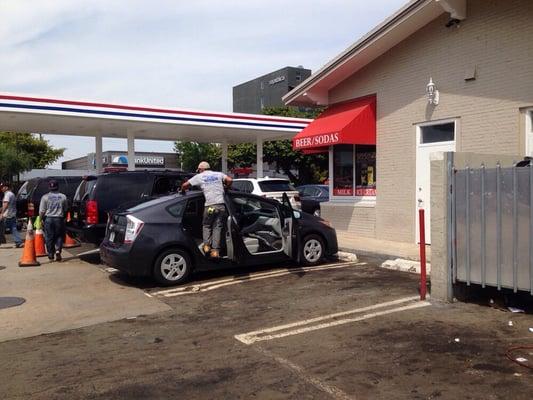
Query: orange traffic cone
19 219 41 267
63 212 80 249
34 217 47 257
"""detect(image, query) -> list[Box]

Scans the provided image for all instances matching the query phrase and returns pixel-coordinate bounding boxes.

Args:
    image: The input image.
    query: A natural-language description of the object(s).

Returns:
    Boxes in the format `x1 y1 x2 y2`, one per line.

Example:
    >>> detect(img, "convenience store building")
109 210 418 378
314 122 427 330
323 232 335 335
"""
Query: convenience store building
285 0 533 249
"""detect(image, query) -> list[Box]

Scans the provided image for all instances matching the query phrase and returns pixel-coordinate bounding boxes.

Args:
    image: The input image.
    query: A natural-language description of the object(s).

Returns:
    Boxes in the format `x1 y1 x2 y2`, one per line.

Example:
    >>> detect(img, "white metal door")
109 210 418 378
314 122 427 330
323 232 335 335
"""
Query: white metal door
415 123 456 244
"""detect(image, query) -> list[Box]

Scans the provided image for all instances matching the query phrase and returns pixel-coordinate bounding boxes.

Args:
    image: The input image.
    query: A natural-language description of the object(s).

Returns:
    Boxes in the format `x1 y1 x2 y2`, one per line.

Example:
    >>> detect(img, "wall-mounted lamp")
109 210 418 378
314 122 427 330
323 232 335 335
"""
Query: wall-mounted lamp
426 77 439 106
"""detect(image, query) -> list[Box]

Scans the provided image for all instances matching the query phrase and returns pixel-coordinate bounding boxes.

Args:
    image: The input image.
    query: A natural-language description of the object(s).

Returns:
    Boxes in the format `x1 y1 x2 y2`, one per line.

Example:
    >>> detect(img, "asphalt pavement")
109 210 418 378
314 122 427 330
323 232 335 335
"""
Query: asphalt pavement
1 249 532 399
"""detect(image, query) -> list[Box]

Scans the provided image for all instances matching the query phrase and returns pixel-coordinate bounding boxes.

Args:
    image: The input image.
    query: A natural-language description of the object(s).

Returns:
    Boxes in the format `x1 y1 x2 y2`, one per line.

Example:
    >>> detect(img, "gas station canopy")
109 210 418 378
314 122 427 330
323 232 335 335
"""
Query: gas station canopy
0 93 311 175
0 93 310 143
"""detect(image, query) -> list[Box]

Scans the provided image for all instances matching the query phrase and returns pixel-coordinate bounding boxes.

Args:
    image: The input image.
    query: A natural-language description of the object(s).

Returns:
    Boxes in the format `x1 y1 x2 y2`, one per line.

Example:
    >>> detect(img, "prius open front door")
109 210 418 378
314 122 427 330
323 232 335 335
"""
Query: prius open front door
281 192 298 260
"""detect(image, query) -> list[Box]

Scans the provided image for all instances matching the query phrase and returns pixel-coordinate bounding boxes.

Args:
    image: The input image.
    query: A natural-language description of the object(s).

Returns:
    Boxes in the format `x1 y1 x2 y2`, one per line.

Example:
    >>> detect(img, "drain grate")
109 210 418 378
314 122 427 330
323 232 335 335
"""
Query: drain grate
0 297 26 310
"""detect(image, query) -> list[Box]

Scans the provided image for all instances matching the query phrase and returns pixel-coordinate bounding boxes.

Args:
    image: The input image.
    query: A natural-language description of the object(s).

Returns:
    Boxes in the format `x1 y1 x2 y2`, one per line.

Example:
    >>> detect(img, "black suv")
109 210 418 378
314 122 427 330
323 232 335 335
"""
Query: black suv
16 176 84 220
67 170 193 245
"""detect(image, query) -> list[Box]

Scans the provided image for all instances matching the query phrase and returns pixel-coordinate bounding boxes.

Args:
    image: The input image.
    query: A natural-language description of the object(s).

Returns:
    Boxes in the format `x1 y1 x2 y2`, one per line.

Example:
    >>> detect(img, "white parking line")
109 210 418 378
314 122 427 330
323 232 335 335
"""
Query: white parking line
235 297 430 345
255 346 355 400
150 262 365 297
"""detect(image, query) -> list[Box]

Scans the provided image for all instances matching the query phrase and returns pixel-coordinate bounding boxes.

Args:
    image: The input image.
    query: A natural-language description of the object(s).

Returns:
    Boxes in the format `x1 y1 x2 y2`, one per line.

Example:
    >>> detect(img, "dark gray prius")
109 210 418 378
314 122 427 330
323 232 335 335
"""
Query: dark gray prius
100 190 338 286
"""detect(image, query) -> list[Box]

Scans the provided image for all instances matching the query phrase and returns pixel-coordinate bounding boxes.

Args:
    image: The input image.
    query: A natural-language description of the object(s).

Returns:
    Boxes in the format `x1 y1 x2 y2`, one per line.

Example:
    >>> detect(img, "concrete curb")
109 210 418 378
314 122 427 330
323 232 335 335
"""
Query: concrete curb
380 258 431 275
337 251 358 262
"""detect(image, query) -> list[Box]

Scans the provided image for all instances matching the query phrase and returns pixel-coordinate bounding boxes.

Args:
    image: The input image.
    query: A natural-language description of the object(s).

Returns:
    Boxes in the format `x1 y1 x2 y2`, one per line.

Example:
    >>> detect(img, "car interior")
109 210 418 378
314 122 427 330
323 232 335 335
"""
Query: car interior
181 194 286 257
230 195 283 255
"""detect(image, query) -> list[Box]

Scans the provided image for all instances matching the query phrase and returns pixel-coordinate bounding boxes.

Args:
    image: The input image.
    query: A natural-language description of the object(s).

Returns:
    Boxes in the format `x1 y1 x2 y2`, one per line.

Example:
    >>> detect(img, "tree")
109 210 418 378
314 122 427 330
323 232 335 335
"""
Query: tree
0 143 32 183
0 132 64 183
229 106 327 185
174 141 221 172
172 106 327 184
228 143 256 168
0 132 64 170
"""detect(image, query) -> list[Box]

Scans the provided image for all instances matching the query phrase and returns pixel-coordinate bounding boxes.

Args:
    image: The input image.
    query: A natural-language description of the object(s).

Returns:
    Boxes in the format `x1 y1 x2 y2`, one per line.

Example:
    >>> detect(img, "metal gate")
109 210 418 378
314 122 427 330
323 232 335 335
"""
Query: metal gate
451 163 533 294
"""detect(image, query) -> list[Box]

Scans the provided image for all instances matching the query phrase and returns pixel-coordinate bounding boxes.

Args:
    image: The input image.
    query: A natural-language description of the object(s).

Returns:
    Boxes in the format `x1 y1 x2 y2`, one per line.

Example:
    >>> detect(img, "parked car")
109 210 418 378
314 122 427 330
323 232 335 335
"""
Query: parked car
100 190 338 286
16 176 84 220
232 177 301 209
67 170 193 245
297 184 329 217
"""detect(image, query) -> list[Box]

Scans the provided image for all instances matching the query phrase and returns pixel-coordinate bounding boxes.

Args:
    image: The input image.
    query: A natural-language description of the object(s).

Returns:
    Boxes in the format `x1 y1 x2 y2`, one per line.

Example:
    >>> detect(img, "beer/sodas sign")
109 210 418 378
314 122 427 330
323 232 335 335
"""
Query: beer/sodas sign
294 132 340 149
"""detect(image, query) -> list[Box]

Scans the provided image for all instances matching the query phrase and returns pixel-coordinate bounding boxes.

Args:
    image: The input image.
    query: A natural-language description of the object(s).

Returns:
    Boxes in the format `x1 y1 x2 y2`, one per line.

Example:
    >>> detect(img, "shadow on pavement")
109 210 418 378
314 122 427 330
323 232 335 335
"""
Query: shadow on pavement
106 260 336 291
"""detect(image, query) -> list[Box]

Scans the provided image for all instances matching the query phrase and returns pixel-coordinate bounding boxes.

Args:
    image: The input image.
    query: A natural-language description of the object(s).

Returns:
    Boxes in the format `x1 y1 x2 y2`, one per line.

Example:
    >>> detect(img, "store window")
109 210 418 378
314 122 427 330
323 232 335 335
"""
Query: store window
332 144 376 198
333 145 354 196
355 145 377 196
420 122 455 144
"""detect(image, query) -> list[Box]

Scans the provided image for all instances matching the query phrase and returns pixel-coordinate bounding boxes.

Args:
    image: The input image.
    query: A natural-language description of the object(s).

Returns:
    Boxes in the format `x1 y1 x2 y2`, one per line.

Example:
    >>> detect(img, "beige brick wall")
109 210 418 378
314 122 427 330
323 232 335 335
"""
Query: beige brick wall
327 0 533 243
321 203 376 237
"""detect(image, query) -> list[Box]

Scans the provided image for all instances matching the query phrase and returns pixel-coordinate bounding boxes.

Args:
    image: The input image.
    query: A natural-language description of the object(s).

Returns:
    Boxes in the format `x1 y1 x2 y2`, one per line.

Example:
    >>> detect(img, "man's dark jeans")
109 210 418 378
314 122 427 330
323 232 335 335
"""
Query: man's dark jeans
0 218 6 244
44 217 65 257
4 217 22 246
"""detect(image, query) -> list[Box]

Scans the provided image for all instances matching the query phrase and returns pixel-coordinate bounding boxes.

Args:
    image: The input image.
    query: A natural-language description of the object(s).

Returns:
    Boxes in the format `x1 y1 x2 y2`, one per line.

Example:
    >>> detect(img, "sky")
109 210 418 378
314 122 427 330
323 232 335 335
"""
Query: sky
0 0 406 168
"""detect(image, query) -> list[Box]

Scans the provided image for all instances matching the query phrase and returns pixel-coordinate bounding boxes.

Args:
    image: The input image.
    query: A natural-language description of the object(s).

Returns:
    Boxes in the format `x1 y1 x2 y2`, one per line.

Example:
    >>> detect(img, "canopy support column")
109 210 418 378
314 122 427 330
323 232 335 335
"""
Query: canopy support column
221 141 228 174
256 137 263 178
95 133 103 173
127 131 135 171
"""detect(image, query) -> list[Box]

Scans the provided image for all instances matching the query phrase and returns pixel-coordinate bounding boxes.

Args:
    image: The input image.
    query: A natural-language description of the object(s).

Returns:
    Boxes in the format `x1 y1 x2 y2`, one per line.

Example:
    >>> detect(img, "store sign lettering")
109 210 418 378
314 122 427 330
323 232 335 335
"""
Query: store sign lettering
333 188 353 196
295 133 340 148
135 156 165 166
355 187 376 196
333 187 376 197
268 75 285 85
112 155 165 166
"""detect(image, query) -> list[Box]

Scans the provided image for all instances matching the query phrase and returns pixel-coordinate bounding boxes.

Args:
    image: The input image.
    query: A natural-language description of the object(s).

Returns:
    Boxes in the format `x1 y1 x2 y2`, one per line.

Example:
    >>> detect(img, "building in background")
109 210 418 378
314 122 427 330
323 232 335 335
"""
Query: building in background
62 151 179 171
233 66 312 114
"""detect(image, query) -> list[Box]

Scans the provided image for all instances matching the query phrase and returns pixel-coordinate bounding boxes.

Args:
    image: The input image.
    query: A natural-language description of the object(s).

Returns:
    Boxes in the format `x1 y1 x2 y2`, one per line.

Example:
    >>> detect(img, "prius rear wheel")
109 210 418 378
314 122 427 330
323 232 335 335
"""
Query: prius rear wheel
153 248 191 286
300 234 324 266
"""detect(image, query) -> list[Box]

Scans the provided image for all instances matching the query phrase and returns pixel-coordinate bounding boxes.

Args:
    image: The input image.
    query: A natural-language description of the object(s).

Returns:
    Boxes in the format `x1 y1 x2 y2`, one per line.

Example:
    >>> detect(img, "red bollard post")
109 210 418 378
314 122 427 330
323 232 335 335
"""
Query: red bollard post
419 209 427 301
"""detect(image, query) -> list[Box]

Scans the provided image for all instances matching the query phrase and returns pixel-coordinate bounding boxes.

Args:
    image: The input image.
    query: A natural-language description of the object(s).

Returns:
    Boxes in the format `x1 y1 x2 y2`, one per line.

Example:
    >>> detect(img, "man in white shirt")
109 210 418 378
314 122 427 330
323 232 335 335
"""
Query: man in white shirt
0 182 23 247
181 161 232 258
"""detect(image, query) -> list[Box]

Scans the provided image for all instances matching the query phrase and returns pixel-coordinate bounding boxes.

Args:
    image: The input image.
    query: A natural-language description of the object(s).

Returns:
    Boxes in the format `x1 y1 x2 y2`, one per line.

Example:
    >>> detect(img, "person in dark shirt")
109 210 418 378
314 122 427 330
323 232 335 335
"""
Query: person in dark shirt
39 180 68 261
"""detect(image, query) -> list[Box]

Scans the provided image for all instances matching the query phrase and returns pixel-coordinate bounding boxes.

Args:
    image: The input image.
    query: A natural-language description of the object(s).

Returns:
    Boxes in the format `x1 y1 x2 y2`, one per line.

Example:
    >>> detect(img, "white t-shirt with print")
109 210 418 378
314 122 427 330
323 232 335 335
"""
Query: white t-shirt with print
188 171 227 206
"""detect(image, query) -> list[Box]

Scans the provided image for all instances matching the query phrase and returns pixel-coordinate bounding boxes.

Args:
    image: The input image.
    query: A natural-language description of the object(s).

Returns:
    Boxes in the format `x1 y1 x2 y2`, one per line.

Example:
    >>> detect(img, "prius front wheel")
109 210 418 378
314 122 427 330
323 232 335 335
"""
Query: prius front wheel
153 248 191 286
300 234 324 266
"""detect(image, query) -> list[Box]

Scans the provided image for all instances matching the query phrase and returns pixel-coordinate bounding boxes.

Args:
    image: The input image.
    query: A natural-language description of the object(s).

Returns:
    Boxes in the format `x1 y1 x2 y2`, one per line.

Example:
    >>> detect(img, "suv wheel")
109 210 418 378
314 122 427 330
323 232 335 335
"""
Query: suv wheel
300 234 324 266
153 248 191 286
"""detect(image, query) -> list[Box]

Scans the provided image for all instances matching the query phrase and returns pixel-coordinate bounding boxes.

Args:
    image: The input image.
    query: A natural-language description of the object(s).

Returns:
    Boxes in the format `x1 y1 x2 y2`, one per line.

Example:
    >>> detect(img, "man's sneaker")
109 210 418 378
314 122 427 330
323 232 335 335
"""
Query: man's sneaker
15 243 23 248
202 244 211 254
55 252 62 262
210 249 220 259
48 256 54 261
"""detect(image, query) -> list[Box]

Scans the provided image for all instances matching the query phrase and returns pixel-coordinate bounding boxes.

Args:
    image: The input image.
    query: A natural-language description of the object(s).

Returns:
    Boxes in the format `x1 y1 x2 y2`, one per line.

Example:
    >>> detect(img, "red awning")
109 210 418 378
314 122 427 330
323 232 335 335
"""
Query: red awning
292 95 376 152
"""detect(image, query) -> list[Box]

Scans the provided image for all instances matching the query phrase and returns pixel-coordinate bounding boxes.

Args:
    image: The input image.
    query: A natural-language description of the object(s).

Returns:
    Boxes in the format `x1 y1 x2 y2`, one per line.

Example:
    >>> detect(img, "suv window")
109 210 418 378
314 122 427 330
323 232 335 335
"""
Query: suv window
17 181 30 199
74 179 97 202
233 180 254 193
33 180 51 200
97 174 151 208
62 177 83 199
258 180 295 192
153 177 172 196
